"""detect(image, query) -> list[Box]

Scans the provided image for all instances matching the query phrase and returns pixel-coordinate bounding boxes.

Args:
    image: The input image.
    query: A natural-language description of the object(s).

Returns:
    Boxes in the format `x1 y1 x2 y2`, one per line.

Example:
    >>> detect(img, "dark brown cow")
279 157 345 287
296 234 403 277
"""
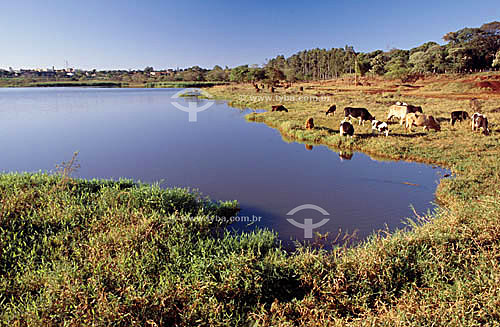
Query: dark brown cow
405 113 441 132
325 104 336 116
305 117 314 129
271 105 288 112
344 107 375 126
450 111 469 125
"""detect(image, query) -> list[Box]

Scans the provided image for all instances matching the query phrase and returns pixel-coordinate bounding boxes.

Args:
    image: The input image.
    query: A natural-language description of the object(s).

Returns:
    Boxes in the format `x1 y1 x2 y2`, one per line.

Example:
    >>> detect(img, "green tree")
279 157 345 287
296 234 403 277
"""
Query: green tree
384 49 410 78
369 53 388 75
229 65 249 83
265 67 285 83
206 65 228 81
247 67 266 82
409 51 430 73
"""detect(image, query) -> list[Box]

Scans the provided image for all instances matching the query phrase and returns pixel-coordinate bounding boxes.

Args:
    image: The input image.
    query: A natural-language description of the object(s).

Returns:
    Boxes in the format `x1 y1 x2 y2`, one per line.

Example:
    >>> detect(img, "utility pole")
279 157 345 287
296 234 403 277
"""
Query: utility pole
354 53 358 86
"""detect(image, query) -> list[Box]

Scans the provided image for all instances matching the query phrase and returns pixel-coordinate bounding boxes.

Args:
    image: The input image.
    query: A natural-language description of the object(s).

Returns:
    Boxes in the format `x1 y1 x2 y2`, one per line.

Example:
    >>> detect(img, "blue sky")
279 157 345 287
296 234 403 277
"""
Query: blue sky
0 0 498 70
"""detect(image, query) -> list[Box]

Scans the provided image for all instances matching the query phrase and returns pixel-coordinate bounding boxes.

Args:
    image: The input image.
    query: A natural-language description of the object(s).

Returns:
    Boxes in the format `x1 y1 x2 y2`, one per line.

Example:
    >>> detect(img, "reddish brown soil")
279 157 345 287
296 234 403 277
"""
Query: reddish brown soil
302 72 500 100
476 81 500 92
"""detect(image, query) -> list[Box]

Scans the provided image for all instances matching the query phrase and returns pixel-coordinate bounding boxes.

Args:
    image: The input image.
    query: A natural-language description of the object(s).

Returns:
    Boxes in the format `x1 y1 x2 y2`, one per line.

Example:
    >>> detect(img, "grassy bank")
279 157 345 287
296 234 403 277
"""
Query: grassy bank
202 76 500 324
1 75 500 325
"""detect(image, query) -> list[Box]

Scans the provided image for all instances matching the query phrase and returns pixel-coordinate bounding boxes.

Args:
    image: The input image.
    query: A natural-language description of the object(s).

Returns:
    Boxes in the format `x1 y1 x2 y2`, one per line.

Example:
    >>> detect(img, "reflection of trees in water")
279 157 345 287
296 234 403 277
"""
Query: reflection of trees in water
338 151 354 161
305 144 313 151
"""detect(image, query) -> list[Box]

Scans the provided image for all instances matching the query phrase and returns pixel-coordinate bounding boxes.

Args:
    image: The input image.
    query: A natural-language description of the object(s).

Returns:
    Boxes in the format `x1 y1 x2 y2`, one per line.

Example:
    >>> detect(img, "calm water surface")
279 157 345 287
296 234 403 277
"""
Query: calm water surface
0 88 447 244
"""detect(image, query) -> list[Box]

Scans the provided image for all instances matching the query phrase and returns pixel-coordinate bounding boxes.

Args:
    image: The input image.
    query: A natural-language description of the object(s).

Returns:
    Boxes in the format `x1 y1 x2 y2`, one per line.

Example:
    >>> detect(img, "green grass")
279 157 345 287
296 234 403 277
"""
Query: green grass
0 173 303 326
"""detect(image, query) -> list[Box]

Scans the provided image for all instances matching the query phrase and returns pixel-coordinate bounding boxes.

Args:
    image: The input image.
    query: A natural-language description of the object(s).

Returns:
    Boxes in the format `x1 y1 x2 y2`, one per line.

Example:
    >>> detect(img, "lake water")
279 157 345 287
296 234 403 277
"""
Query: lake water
0 88 447 246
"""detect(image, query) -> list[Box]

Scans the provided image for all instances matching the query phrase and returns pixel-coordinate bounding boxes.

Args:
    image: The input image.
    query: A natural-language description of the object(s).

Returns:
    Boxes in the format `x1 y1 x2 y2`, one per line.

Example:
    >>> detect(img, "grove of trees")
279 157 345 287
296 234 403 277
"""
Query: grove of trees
262 21 500 82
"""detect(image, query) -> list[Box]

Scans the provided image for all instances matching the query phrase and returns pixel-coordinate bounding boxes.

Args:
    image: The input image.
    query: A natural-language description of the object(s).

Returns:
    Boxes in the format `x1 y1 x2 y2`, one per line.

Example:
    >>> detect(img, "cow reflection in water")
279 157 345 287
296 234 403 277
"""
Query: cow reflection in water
338 151 354 161
305 144 313 151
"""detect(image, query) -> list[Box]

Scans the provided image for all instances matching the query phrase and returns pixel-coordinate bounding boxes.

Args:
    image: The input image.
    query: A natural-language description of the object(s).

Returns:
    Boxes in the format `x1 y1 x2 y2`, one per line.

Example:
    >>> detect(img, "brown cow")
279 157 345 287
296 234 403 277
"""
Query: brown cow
405 113 441 132
305 117 314 129
271 105 288 112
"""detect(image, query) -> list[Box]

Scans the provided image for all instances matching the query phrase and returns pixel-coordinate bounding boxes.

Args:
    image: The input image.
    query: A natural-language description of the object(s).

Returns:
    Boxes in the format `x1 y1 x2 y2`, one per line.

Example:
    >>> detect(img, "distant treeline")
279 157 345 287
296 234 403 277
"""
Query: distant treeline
259 21 500 82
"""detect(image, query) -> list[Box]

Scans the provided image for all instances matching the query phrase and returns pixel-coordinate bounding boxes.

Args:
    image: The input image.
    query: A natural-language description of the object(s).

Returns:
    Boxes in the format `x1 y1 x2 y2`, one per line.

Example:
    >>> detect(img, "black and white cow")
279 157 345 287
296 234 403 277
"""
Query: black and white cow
339 119 354 137
450 111 469 126
472 112 490 135
325 104 337 116
344 107 375 126
371 120 389 137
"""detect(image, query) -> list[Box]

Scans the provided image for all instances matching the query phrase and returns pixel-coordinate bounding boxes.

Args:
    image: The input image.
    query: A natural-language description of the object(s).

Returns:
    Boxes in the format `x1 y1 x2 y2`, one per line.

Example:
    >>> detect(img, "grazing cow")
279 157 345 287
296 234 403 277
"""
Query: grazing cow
344 107 375 125
405 113 441 132
450 111 469 126
387 105 408 124
387 104 423 125
305 117 314 129
325 104 337 116
270 86 275 93
339 119 354 137
299 86 304 92
271 105 288 112
305 144 313 151
472 112 490 135
371 120 389 137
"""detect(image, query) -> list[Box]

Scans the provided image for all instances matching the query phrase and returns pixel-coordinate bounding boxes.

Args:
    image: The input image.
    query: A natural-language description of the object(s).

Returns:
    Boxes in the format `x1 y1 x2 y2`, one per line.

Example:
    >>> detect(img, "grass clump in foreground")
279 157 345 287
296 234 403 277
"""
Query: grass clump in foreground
0 173 300 326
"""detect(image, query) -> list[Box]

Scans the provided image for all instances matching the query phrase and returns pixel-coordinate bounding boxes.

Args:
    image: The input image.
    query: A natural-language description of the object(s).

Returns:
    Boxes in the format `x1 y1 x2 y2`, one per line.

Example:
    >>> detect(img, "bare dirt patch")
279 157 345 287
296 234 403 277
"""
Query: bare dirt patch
476 81 500 92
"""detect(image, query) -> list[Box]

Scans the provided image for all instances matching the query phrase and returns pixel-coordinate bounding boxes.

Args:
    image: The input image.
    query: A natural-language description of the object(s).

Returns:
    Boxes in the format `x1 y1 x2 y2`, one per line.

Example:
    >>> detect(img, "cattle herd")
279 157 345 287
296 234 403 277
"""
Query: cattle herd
271 100 492 137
